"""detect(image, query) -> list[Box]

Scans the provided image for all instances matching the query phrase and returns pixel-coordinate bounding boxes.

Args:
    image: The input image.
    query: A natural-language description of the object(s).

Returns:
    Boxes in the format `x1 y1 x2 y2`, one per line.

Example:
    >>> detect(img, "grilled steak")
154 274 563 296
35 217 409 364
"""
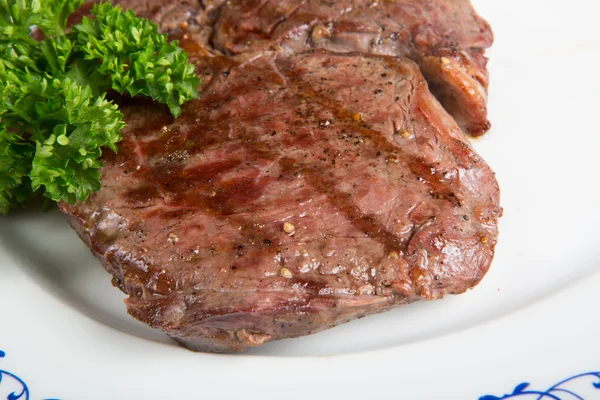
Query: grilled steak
108 0 493 136
61 50 501 352
214 0 493 136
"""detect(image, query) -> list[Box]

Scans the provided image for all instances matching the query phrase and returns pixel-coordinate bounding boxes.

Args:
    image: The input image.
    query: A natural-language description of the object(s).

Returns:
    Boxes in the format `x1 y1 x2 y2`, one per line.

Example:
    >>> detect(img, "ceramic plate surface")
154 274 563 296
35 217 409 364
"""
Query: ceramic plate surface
2 0 600 398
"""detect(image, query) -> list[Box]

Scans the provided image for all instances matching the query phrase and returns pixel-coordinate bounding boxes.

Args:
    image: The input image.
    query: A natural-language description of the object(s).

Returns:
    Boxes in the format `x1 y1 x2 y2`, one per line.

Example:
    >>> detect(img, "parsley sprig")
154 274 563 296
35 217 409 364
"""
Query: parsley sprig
0 0 200 213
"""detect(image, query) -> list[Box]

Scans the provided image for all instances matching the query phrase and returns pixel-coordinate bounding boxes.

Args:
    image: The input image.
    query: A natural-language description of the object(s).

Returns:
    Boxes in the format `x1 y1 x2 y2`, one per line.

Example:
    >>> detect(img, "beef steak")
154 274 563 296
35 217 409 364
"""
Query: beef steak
61 50 501 352
105 0 493 136
214 0 493 136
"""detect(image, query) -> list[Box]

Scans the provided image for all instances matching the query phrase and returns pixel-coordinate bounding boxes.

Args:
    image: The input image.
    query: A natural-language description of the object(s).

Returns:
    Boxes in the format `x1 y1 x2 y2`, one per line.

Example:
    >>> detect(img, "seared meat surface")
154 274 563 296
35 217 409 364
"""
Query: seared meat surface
61 51 501 352
109 0 493 136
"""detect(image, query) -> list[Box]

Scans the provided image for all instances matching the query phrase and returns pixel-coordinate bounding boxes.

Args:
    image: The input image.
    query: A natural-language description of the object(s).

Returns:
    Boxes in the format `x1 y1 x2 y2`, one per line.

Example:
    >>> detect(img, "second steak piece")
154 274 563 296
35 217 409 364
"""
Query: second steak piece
214 0 493 136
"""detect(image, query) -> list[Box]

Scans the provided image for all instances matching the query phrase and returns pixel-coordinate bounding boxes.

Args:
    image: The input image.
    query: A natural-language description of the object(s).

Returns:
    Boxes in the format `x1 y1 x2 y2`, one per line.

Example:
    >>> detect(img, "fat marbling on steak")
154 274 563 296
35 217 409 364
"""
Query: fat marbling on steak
107 0 494 136
61 50 501 352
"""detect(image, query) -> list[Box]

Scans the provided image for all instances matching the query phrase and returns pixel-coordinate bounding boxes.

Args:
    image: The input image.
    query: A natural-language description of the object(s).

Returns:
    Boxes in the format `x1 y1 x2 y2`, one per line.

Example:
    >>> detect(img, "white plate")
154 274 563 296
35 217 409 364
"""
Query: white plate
2 0 600 398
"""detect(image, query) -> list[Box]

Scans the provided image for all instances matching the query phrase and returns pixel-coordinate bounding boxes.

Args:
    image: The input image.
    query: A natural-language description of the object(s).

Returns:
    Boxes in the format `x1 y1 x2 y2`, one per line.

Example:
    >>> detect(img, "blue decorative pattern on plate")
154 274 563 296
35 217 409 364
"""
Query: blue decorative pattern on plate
480 372 600 399
0 351 29 400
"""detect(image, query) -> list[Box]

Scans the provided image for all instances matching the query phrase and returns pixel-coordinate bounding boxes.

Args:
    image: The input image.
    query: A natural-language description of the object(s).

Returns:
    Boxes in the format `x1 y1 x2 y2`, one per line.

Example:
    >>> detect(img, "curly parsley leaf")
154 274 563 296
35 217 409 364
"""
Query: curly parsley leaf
30 79 125 204
0 0 199 214
76 2 200 117
0 123 35 214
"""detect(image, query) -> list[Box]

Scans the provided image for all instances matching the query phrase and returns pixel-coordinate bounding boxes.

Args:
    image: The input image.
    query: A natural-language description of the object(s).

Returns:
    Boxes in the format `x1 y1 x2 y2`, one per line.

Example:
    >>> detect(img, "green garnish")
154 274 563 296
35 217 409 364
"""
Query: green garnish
0 0 200 213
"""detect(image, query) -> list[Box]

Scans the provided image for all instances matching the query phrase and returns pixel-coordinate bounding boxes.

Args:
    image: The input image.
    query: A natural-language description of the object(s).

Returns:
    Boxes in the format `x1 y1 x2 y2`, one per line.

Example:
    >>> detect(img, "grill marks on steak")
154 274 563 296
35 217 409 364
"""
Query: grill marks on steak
61 51 500 352
213 0 493 135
